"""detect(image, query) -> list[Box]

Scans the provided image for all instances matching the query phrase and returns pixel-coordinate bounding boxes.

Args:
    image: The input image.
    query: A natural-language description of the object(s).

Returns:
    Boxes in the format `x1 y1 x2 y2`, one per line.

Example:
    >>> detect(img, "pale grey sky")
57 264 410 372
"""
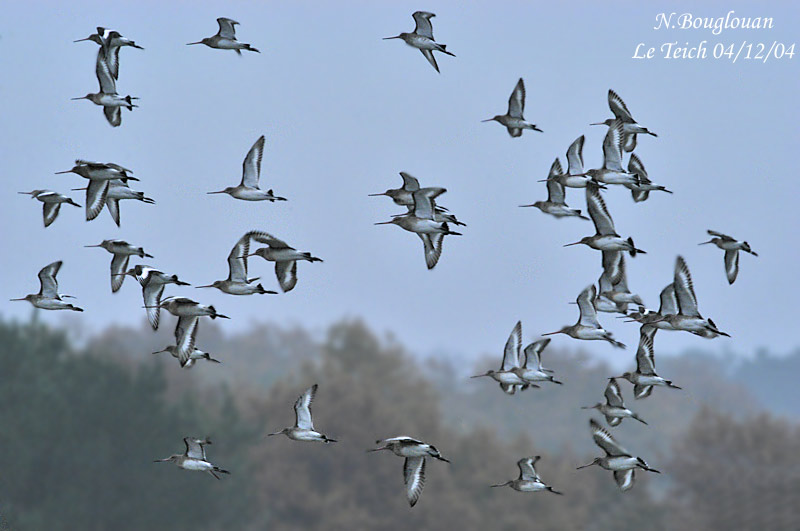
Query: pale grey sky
2 1 798 365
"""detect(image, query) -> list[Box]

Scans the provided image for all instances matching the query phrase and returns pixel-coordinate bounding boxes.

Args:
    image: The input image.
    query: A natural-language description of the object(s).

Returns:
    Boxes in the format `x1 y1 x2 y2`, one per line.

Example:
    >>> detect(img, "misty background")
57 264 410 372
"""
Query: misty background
1 1 799 529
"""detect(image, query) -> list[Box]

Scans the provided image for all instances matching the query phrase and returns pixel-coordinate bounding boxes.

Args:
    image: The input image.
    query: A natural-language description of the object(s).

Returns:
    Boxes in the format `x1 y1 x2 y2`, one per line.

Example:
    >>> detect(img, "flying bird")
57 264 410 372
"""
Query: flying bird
383 11 455 73
582 378 647 426
520 159 589 220
74 27 144 81
245 231 323 292
368 436 449 507
266 384 337 443
121 265 190 330
207 135 286 201
576 121 640 187
56 160 137 221
512 338 562 386
10 261 83 312
543 285 625 349
491 456 563 494
72 180 155 226
699 230 757 284
615 327 682 399
577 419 659 491
665 256 729 337
187 17 260 54
18 190 81 227
154 437 230 479
596 251 645 313
195 232 278 296
626 154 671 202
152 297 229 367
71 40 138 127
375 188 461 269
85 240 153 293
563 185 645 257
482 78 542 137
541 136 605 190
471 321 531 394
152 346 220 368
591 89 657 152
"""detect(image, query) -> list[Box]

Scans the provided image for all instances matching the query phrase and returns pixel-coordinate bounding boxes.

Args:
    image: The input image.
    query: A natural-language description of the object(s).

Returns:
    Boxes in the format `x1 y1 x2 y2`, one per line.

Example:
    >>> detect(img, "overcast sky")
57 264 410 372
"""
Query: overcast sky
1 1 798 366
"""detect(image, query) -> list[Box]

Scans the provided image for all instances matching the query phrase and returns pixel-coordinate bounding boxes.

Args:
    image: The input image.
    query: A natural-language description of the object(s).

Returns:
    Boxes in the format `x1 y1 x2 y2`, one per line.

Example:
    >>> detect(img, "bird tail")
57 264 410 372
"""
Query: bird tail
547 486 564 495
438 44 456 57
303 252 323 263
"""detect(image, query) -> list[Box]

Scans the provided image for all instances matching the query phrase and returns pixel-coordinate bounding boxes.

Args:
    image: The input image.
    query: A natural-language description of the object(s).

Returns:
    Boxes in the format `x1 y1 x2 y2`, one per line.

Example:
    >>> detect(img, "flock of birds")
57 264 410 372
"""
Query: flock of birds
11 11 760 508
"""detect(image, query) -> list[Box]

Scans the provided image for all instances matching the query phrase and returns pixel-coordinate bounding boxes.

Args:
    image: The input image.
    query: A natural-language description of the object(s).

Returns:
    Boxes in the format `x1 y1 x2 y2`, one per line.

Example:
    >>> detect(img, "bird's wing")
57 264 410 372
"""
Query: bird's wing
412 11 435 39
241 136 265 188
566 135 585 175
636 327 657 376
412 188 446 220
507 78 525 118
216 17 239 39
633 384 653 399
175 316 199 365
404 457 426 507
586 186 616 236
546 159 565 204
601 120 625 171
419 233 443 270
419 49 439 73
673 256 700 317
724 249 739 284
708 230 735 241
517 456 540 481
522 341 542 370
110 253 130 293
590 419 629 457
612 254 630 292
627 153 649 183
105 197 121 226
184 437 206 460
502 321 523 370
249 230 291 249
658 283 678 316
399 172 420 192
43 203 61 228
275 260 298 292
85 180 110 222
605 378 625 407
293 384 317 430
38 261 62 298
227 232 252 282
601 250 623 287
143 283 165 330
95 48 117 94
103 106 122 128
608 90 634 122
614 469 636 491
577 285 600 327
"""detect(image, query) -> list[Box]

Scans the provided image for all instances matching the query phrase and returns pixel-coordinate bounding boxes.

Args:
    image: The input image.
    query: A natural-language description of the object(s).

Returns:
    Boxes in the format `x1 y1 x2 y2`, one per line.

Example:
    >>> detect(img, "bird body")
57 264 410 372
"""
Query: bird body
522 159 588 220
483 78 541 136
19 190 81 227
591 89 657 152
582 378 647 426
384 12 455 73
491 456 562 495
196 231 278 296
472 321 536 393
155 437 229 479
564 185 645 257
577 419 659 491
187 18 259 53
85 239 153 293
246 231 322 292
544 285 625 348
267 385 336 443
616 327 682 399
10 261 83 311
207 136 286 201
699 230 757 284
